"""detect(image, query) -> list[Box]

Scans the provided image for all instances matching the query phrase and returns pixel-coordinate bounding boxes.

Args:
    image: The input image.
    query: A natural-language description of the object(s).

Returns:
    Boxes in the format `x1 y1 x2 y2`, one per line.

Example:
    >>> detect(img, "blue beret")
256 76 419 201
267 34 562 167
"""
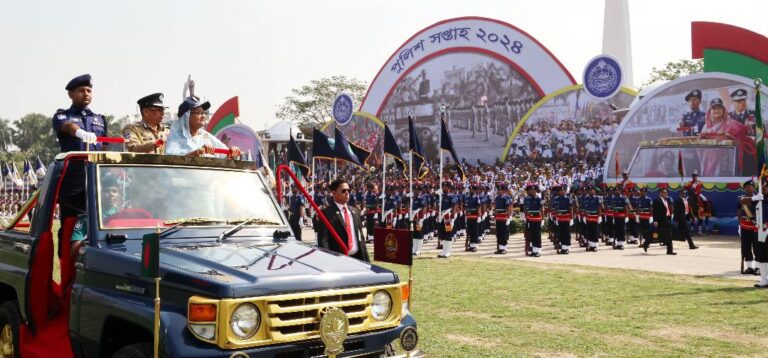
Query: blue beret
65 74 92 91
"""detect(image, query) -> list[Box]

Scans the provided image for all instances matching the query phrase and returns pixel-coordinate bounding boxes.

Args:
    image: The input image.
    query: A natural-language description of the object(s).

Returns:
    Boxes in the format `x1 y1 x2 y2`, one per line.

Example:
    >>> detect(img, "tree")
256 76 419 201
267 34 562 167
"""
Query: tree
11 113 59 163
0 119 14 153
643 59 704 87
276 76 368 128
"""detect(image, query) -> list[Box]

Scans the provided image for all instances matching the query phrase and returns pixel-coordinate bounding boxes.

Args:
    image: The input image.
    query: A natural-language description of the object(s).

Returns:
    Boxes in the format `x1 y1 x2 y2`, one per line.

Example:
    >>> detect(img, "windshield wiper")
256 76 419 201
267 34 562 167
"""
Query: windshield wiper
158 217 228 239
218 217 281 242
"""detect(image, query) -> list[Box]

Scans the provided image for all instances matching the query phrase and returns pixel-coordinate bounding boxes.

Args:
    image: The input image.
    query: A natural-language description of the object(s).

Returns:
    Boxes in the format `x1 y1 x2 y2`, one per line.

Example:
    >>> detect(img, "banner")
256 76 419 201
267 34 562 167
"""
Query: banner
373 227 412 266
360 16 575 164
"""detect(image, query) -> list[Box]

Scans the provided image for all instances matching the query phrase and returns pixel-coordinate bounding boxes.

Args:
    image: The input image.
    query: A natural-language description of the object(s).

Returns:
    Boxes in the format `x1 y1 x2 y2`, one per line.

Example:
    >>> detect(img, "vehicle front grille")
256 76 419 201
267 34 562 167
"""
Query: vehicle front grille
267 291 372 341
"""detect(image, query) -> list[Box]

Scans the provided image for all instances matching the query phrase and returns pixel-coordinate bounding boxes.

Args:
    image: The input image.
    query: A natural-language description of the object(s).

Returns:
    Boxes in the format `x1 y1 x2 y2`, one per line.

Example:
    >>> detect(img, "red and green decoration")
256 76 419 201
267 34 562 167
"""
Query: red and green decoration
206 96 240 135
691 22 768 82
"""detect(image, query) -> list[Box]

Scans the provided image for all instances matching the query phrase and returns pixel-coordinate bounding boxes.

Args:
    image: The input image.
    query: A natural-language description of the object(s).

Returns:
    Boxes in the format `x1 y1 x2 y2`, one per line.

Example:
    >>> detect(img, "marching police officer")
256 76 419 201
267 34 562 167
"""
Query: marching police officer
494 182 513 254
742 181 768 288
612 185 629 249
464 184 482 252
523 183 543 257
582 186 602 252
364 182 380 243
551 185 574 254
438 181 457 258
679 89 705 136
738 180 761 275
124 93 170 153
288 185 305 241
636 187 653 247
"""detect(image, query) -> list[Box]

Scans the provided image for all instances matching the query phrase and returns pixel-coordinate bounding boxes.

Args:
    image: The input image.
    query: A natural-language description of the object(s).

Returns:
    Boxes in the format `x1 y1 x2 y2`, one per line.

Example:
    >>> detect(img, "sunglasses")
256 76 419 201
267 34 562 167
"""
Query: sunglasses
338 188 350 193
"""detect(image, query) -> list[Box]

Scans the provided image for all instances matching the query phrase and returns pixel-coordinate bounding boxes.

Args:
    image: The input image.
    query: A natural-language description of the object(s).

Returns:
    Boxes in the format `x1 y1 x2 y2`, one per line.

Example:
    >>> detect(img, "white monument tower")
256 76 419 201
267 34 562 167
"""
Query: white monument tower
602 0 634 87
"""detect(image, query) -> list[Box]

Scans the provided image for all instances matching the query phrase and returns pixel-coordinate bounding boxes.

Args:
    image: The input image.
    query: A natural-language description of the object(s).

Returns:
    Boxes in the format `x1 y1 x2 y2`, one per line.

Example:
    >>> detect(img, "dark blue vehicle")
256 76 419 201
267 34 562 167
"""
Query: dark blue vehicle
0 152 417 357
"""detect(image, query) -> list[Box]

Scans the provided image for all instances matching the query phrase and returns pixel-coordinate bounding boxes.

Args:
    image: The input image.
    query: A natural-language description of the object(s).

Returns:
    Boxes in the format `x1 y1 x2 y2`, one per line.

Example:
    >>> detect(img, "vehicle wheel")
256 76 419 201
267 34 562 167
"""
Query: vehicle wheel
111 343 152 358
0 301 21 358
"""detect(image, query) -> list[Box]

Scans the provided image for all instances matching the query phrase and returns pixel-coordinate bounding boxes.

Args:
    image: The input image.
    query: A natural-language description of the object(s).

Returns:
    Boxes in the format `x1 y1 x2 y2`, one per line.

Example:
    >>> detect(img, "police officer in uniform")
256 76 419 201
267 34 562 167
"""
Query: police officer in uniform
603 185 615 245
124 93 170 153
411 185 425 256
582 186 602 252
494 182 513 254
612 185 629 249
551 185 573 254
523 183 543 257
636 187 653 247
288 186 305 241
53 74 108 241
679 89 705 136
738 180 762 275
464 184 482 252
627 187 640 244
743 181 768 288
437 181 457 258
363 182 379 243
729 88 755 126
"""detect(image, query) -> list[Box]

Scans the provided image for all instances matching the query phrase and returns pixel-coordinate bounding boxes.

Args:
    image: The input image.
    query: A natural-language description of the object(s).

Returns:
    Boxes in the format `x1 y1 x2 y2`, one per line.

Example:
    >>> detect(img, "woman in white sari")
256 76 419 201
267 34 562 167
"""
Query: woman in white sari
165 96 240 158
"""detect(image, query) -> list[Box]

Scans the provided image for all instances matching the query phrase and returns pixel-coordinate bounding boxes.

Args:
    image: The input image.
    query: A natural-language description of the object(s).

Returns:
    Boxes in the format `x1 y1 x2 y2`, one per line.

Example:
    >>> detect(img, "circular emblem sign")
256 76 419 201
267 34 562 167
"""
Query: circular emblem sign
583 54 623 101
332 93 354 126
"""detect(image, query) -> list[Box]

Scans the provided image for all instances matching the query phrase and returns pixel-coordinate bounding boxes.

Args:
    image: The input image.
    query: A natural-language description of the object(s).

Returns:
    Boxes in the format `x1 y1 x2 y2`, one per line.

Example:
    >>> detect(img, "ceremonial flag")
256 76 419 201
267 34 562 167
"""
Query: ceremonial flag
440 118 465 181
373 227 412 266
312 128 336 160
141 232 160 278
333 128 366 169
383 124 406 173
677 150 685 179
408 117 428 179
288 133 310 177
34 157 47 178
349 141 371 166
0 161 8 179
23 159 37 186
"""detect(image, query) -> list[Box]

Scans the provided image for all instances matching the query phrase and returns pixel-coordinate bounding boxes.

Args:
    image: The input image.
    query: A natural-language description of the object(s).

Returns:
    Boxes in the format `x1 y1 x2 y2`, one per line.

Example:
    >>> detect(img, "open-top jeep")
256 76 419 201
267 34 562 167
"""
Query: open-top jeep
0 150 417 357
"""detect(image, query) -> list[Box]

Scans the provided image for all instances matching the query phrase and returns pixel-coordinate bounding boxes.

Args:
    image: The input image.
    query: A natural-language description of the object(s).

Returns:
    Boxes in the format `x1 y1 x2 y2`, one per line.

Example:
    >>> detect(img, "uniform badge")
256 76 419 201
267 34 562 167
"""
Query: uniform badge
57 114 67 120
124 132 131 140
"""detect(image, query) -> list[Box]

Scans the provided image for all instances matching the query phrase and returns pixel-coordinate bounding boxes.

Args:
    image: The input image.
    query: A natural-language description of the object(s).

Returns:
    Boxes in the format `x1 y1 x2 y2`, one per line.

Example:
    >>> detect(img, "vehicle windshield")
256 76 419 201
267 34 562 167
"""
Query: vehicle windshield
628 146 735 179
97 165 284 229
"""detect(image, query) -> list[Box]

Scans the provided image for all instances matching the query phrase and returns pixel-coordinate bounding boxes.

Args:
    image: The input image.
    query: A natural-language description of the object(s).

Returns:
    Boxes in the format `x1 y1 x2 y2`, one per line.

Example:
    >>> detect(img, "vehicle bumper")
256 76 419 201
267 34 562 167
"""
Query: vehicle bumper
163 312 417 358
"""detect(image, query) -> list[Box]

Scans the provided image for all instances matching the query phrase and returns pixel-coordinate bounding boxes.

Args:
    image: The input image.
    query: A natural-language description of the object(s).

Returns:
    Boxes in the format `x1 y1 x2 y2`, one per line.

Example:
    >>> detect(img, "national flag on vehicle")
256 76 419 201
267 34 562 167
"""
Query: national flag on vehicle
141 232 160 278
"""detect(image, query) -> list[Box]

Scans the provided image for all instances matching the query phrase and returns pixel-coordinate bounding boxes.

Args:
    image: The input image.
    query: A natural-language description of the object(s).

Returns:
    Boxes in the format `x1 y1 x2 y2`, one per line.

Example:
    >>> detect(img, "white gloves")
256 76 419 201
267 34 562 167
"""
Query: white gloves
635 216 640 223
569 219 574 226
752 193 764 201
75 128 97 144
379 194 386 200
598 217 603 224
435 189 443 196
625 217 629 223
649 216 653 224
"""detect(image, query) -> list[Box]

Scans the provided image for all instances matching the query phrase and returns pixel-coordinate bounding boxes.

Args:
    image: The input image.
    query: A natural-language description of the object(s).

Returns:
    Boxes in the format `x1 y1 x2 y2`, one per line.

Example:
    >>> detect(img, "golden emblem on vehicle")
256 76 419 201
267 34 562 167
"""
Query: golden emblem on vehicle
384 233 399 260
319 306 349 357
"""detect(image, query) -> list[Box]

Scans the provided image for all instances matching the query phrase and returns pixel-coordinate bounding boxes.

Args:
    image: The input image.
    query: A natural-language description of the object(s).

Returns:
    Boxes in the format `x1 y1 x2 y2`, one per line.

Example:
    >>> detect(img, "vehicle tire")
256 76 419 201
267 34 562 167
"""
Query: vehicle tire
0 301 21 358
111 343 153 358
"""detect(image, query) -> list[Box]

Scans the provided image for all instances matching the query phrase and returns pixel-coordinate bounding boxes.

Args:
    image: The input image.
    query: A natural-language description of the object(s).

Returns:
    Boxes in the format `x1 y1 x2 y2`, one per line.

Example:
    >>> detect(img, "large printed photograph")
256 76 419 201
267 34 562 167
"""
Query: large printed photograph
605 73 763 181
503 86 635 168
379 52 542 164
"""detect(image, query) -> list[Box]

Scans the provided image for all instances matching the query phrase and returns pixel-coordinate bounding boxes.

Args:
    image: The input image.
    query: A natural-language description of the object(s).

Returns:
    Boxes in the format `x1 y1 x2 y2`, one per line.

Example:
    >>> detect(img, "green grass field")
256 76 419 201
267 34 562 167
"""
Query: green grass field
376 257 768 357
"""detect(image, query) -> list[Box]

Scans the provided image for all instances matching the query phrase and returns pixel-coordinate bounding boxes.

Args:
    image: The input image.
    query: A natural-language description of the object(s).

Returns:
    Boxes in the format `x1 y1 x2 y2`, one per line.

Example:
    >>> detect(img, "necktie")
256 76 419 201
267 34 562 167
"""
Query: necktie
663 198 670 217
343 206 353 249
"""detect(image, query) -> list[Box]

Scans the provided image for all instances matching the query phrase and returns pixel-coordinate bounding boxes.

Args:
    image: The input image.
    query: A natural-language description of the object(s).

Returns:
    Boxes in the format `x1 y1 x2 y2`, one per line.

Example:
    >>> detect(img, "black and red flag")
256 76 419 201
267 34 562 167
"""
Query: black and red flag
141 232 160 278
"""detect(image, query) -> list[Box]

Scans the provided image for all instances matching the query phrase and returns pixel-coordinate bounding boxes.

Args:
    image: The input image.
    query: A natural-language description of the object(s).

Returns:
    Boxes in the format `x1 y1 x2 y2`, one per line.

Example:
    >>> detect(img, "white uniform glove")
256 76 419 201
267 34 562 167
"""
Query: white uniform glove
569 219 574 226
75 128 97 144
752 193 764 201
635 216 640 223
598 217 603 224
649 216 653 224
625 217 629 223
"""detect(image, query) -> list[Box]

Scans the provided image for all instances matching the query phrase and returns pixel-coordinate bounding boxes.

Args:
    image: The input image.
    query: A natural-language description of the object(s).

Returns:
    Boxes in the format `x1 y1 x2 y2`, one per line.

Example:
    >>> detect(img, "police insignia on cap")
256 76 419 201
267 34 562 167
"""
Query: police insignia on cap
730 88 748 101
685 89 702 101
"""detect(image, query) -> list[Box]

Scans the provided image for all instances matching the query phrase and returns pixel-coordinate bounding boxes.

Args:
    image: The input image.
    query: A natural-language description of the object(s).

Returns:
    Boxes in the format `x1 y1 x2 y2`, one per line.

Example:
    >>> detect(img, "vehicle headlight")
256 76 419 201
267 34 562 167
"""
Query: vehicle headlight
230 303 260 339
371 290 393 321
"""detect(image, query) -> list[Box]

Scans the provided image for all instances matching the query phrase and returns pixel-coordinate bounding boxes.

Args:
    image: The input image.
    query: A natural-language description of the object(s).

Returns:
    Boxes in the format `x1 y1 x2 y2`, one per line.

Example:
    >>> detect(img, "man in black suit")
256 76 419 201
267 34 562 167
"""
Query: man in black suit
673 189 698 249
317 178 370 262
645 187 676 255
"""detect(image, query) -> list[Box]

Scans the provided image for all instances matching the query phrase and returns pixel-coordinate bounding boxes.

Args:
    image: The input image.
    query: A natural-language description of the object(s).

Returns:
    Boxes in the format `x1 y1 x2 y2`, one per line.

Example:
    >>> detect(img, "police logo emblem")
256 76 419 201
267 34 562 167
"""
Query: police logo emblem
583 55 623 101
384 232 399 260
332 93 354 126
319 306 348 357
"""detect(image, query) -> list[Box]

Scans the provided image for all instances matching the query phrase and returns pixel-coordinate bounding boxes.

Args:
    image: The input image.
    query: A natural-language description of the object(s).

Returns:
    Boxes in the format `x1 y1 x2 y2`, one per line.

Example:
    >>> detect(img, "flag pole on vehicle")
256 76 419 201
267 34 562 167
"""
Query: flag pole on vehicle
142 224 162 357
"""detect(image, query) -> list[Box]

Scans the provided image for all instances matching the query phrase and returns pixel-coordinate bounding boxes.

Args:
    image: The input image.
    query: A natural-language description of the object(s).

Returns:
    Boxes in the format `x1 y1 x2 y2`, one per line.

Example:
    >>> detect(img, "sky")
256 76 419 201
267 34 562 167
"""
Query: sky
1 0 766 132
